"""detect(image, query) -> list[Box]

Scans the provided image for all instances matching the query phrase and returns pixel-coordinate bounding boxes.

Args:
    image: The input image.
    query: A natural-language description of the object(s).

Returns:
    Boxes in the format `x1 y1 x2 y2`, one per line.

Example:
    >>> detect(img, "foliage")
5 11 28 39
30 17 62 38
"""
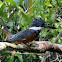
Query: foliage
0 0 62 62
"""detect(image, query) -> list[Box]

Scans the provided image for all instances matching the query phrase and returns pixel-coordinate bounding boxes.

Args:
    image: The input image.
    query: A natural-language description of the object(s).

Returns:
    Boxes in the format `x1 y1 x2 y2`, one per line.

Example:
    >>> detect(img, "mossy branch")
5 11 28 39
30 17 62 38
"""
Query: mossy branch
0 41 62 53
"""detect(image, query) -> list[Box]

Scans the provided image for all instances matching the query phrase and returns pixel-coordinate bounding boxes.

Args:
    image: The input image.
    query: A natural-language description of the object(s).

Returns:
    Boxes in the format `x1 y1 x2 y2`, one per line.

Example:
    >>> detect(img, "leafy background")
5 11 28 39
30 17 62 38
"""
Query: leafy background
0 0 62 62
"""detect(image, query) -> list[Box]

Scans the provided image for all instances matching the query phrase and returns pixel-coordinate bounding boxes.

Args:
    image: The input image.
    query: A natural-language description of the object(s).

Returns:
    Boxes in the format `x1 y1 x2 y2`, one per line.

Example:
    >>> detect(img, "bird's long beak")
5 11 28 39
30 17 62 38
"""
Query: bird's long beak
44 23 56 29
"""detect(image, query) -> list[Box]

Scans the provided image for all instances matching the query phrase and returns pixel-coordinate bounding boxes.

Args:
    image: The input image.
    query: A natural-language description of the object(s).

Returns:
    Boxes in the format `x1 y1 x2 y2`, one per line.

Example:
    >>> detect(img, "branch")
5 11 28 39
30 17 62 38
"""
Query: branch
0 41 62 53
24 0 37 14
54 29 62 43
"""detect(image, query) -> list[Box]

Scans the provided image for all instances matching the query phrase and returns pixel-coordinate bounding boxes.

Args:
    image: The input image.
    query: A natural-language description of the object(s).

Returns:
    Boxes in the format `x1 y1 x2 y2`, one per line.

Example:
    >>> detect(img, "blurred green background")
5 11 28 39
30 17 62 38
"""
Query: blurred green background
0 0 62 62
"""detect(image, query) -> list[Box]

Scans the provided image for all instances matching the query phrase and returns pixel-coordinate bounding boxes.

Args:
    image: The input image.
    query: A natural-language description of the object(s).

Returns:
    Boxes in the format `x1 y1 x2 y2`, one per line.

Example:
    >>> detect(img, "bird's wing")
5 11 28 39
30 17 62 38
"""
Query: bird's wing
9 29 36 43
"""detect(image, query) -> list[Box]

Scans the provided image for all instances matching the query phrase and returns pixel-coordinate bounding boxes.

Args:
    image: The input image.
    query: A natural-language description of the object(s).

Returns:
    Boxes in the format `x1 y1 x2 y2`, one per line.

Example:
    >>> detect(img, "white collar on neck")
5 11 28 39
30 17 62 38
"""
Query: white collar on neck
29 27 43 30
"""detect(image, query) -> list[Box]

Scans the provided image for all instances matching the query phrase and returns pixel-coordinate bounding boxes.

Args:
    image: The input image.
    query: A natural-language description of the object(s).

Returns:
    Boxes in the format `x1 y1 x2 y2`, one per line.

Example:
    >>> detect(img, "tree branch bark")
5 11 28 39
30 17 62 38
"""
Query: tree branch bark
0 41 62 53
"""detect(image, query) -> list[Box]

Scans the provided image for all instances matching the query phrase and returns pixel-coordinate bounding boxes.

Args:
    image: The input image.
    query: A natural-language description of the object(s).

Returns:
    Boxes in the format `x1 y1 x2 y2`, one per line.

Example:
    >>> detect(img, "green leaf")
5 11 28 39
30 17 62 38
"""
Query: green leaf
42 29 48 37
9 56 14 62
57 27 61 32
24 0 29 8
13 0 20 6
56 18 60 21
7 22 13 27
45 17 47 21
57 39 61 44
45 2 53 7
0 1 4 8
4 0 16 6
13 0 24 6
7 56 14 62
50 13 56 21
28 54 36 59
41 0 45 4
17 6 23 12
19 0 24 5
21 12 32 23
57 0 62 6
15 54 23 62
0 3 7 17
50 37 55 42
52 0 57 6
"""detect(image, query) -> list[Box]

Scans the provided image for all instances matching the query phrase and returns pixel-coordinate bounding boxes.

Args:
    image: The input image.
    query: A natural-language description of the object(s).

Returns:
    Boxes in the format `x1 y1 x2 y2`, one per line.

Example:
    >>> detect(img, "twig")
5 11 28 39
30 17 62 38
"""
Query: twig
5 51 41 55
42 30 51 41
54 29 62 43
24 0 37 14
28 0 37 10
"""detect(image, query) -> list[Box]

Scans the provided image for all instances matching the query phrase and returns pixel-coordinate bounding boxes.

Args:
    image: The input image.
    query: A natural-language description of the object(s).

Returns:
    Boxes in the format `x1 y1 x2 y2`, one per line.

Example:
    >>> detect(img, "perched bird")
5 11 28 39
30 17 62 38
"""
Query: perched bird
0 18 56 44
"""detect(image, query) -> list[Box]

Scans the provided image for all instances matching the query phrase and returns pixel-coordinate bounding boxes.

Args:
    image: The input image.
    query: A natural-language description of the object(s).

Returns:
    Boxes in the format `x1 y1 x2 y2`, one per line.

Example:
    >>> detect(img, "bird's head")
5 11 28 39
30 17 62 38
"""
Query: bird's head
29 18 56 30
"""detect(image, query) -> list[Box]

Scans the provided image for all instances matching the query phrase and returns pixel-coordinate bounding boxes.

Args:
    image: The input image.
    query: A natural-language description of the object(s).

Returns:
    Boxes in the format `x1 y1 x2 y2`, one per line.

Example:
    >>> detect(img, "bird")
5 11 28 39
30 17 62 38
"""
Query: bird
0 18 56 44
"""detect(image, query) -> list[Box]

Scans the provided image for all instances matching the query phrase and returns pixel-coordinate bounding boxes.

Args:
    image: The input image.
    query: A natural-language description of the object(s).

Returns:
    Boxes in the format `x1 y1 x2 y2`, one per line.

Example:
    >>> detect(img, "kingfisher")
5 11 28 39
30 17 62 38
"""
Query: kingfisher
0 18 56 44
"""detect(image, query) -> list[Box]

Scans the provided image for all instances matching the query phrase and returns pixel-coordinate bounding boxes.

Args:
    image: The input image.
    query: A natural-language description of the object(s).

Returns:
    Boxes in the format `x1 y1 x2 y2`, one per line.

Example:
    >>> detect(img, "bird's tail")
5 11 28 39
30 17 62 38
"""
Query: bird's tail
0 17 13 40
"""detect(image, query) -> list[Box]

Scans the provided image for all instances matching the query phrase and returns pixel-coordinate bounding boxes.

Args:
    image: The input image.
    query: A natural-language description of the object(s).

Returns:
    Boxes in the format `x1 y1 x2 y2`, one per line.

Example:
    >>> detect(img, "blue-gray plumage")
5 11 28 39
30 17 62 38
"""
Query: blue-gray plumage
9 29 39 43
31 18 45 27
